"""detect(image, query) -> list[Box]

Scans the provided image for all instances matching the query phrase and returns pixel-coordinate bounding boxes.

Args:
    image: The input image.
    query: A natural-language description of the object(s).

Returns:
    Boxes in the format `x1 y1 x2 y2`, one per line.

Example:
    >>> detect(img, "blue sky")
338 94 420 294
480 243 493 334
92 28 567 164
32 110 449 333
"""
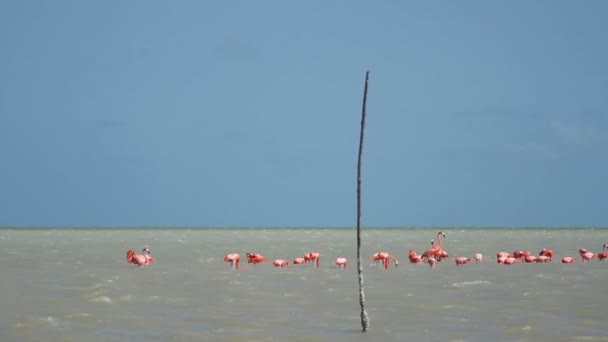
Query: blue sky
1 1 607 227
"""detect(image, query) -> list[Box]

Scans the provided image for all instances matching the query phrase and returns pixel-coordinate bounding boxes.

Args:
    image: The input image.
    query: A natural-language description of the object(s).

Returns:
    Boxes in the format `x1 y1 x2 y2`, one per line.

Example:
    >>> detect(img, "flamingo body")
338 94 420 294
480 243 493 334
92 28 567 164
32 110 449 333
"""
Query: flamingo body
273 259 290 268
126 248 155 266
598 244 607 261
539 248 553 260
455 257 471 265
224 253 241 270
246 252 267 264
334 257 348 269
408 250 422 263
561 257 576 263
305 251 320 267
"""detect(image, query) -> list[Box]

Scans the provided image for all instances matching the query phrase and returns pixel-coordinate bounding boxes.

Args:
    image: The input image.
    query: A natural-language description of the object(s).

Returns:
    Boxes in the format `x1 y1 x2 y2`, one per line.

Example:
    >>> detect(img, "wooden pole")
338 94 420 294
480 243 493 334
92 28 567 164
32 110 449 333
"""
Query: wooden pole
357 70 370 332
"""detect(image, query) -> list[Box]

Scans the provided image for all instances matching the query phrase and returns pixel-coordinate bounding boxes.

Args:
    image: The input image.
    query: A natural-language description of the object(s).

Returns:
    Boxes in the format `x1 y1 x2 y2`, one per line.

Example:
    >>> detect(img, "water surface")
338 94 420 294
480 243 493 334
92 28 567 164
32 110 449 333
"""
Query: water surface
1 228 607 341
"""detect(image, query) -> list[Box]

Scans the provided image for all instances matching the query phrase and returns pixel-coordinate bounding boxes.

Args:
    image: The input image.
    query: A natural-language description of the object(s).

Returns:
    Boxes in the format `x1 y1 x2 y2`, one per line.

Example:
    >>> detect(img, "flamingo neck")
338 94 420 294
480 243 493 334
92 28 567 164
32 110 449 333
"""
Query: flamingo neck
436 232 444 250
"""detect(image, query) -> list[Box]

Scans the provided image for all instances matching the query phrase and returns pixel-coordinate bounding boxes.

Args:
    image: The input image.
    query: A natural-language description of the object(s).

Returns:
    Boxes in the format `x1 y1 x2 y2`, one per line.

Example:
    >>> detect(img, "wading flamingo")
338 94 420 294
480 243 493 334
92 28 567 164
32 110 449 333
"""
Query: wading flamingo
579 249 596 263
496 252 510 264
474 253 483 263
426 257 437 269
293 257 306 264
246 252 267 264
455 257 471 265
334 257 348 269
561 257 576 264
370 252 399 269
408 250 422 264
126 250 148 266
539 248 553 260
598 244 607 261
536 255 551 263
141 247 155 264
305 251 320 267
524 254 537 263
273 259 290 268
126 248 155 266
438 249 450 261
224 253 240 270
421 231 446 261
503 257 518 265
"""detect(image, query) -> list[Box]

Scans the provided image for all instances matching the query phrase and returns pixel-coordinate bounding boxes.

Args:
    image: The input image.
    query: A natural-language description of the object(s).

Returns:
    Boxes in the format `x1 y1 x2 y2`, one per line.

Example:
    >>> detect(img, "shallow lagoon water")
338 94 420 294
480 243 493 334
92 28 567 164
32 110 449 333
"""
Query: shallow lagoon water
1 228 607 341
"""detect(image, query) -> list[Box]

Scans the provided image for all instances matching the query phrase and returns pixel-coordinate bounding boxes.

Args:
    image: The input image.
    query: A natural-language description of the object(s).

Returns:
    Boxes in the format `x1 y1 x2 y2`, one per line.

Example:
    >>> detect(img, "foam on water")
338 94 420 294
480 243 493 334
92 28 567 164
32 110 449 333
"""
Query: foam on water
452 280 492 287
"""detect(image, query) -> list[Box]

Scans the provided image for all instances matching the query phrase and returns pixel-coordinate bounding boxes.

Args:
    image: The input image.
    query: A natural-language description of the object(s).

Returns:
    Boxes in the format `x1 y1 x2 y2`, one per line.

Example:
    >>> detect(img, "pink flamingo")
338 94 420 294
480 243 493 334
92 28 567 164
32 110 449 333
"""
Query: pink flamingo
598 244 607 261
426 256 437 269
273 259 290 268
408 250 422 264
369 252 398 269
421 231 446 261
305 251 320 267
524 254 537 263
536 255 551 263
293 257 306 264
142 247 155 264
438 249 450 261
126 248 155 266
455 257 471 265
474 253 483 263
539 248 553 260
503 257 518 265
246 252 267 264
579 249 596 263
561 257 576 264
512 250 526 261
496 252 509 264
224 253 240 270
334 257 348 269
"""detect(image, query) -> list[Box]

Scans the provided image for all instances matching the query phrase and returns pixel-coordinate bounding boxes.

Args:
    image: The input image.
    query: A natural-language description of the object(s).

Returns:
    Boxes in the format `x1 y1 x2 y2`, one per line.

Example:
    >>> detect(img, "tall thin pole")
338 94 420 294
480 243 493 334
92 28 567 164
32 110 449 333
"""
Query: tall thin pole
357 70 370 332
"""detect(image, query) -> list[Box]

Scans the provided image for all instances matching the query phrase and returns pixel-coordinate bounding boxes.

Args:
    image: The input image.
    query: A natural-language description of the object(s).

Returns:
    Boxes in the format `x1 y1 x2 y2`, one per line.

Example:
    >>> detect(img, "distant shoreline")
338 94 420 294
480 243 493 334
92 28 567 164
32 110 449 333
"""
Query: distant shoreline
1 226 606 230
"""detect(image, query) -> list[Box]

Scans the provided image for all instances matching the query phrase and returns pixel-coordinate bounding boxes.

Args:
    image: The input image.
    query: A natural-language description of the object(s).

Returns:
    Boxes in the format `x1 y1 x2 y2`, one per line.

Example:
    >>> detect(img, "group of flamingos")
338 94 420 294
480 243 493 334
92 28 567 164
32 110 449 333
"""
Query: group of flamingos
126 231 608 269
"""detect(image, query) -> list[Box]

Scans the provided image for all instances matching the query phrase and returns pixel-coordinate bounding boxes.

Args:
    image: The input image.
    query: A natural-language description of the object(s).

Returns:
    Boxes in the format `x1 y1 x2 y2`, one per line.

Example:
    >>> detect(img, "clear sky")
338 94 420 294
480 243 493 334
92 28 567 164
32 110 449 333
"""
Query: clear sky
1 1 607 227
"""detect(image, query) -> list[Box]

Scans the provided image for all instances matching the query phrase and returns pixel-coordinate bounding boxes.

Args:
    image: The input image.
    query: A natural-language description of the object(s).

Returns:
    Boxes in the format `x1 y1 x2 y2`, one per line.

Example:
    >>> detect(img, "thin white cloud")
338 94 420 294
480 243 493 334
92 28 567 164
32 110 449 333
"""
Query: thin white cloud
549 119 603 146
504 141 561 161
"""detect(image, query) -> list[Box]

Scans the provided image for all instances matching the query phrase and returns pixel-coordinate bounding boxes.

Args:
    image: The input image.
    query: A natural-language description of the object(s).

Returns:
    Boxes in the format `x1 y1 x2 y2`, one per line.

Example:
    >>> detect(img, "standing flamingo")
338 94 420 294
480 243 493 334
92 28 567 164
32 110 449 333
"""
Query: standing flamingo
598 244 607 261
305 251 320 267
334 257 348 269
474 253 483 263
369 252 399 269
224 253 240 270
421 231 446 261
579 249 596 263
